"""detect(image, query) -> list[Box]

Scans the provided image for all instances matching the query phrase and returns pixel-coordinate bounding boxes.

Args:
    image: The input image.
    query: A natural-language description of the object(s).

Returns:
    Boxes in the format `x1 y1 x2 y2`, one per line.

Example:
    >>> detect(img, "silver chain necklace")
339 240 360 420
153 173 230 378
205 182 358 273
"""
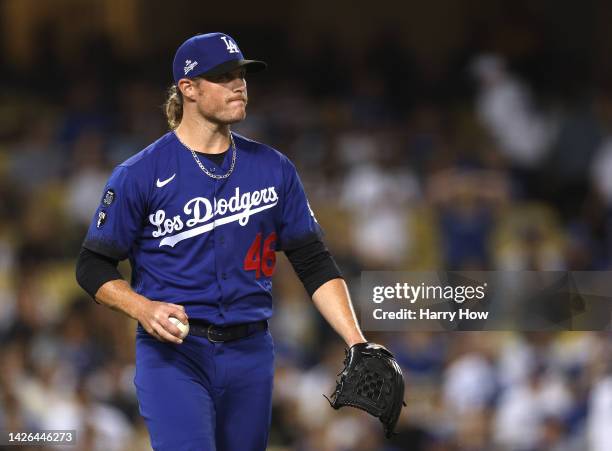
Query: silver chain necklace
175 131 237 180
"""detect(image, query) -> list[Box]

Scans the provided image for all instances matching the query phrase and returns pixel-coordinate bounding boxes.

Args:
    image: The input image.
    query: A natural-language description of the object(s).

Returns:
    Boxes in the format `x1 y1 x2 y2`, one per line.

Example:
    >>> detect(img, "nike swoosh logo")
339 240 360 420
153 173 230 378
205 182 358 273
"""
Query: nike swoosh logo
156 174 176 188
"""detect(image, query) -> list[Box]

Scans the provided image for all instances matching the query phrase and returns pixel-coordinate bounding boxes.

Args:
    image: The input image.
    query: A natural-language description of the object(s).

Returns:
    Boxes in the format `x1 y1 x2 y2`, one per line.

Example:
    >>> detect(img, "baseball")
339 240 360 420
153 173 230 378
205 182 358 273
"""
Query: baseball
169 317 189 339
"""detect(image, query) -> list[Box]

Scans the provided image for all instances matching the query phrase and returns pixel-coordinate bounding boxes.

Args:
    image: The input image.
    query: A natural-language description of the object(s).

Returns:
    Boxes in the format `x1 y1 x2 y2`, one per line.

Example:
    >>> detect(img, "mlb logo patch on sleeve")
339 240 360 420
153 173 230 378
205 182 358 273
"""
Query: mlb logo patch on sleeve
96 210 107 228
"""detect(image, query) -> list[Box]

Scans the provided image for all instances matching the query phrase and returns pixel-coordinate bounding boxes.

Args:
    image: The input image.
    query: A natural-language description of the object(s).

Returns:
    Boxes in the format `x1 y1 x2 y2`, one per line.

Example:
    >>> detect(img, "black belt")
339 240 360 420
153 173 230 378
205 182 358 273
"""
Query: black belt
188 319 268 343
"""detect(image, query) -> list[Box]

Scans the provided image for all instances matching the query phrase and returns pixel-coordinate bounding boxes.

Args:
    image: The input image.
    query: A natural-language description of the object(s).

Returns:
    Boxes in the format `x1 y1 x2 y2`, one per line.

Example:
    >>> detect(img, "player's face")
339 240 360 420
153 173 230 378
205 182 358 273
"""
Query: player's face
193 67 248 124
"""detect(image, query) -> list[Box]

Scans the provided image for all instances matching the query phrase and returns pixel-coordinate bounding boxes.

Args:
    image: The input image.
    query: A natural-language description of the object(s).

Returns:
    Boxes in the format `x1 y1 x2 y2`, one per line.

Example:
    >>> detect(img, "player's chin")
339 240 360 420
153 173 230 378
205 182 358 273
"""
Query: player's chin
224 107 247 123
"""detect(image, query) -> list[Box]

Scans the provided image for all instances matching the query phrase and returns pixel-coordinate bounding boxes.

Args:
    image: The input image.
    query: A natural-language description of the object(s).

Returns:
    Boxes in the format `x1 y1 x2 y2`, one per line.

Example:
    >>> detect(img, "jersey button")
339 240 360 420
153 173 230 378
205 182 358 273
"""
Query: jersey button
222 273 227 280
219 236 225 244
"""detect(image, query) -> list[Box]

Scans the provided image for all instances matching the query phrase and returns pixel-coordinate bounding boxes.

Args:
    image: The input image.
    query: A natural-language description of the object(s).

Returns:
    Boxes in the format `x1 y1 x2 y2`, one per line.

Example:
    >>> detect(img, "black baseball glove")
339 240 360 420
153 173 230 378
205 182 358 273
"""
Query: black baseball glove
325 342 405 438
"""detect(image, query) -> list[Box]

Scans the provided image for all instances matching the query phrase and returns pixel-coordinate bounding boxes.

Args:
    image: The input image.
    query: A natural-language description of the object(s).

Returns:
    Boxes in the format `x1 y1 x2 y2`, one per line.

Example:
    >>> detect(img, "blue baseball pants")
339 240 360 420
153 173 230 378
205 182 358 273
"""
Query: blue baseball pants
134 328 275 451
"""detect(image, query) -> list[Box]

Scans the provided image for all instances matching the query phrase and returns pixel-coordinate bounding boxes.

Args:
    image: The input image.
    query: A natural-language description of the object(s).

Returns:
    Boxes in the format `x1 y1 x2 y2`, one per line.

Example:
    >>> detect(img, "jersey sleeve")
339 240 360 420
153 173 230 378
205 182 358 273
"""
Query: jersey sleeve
277 156 323 251
82 165 147 260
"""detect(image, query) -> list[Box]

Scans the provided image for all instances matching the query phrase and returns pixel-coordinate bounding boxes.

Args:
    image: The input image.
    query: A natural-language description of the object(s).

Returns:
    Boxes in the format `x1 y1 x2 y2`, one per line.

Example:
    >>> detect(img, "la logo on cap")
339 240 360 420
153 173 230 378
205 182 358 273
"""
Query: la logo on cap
220 36 240 54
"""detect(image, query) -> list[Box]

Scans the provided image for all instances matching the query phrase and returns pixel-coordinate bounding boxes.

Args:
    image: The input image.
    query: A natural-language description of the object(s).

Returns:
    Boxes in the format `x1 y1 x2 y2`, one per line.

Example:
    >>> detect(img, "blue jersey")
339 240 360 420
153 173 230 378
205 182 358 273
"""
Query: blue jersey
83 132 322 325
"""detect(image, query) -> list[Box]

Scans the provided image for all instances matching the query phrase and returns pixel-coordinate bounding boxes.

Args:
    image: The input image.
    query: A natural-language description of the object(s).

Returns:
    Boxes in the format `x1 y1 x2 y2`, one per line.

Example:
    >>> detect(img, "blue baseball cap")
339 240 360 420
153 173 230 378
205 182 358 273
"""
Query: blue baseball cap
172 32 267 84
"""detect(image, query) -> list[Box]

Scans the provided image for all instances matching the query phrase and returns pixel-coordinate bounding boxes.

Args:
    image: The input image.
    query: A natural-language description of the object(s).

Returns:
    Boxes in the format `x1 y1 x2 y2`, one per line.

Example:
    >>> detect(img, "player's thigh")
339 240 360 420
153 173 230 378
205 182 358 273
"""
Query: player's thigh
215 330 275 451
134 334 216 451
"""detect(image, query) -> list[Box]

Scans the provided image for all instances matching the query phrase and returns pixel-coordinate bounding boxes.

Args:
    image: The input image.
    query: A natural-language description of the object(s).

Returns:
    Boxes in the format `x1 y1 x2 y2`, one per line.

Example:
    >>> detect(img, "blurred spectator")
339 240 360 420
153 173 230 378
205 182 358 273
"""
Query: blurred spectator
471 54 557 168
442 352 497 415
65 128 110 226
340 136 420 267
493 363 573 450
8 115 63 193
427 168 509 269
587 370 612 451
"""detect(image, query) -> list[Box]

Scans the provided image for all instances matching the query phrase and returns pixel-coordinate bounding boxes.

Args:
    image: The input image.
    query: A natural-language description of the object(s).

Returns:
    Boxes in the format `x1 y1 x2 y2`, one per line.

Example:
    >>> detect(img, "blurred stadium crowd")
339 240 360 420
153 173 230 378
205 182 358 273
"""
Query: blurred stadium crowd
1 5 612 451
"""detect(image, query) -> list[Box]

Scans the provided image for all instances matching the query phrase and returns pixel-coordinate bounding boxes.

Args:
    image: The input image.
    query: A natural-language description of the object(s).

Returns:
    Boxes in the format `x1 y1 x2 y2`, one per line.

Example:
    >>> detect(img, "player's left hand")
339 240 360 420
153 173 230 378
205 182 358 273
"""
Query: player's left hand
325 342 405 438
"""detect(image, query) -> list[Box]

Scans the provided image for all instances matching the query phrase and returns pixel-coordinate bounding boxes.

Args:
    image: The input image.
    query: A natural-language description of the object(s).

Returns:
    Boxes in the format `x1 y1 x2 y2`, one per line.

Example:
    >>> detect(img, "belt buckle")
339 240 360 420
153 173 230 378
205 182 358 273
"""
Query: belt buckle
207 325 223 343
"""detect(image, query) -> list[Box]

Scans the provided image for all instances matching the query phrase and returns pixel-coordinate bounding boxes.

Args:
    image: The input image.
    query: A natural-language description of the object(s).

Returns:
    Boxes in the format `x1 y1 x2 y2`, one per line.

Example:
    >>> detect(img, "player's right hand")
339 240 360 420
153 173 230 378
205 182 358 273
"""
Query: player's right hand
137 300 189 344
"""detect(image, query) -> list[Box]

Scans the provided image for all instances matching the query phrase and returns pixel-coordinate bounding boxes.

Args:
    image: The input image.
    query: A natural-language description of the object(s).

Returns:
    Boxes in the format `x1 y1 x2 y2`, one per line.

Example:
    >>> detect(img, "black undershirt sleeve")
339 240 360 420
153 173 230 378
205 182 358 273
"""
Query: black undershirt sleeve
75 247 123 300
284 239 343 297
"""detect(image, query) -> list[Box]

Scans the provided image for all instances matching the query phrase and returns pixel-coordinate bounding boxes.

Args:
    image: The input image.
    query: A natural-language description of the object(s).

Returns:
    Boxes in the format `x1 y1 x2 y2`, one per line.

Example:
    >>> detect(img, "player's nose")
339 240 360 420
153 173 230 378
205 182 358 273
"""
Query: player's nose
232 76 246 91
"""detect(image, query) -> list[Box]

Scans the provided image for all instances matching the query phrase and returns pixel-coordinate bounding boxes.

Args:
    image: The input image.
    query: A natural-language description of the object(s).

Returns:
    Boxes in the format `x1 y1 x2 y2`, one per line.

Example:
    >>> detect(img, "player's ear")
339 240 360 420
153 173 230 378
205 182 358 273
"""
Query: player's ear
178 78 200 101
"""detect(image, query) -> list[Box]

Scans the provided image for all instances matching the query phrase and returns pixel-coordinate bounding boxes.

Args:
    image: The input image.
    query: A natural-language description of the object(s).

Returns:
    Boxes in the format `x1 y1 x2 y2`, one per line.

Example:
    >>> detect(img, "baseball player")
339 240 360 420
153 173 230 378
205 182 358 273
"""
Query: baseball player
76 32 369 450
